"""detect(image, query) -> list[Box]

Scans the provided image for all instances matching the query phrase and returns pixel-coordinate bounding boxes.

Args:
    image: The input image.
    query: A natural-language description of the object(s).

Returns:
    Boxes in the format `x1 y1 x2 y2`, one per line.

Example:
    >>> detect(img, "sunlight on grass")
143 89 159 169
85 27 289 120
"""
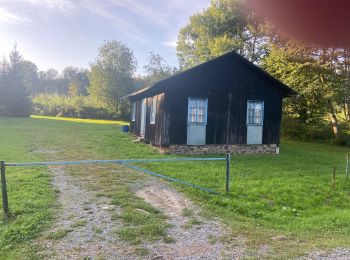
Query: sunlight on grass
1 117 350 258
31 115 128 125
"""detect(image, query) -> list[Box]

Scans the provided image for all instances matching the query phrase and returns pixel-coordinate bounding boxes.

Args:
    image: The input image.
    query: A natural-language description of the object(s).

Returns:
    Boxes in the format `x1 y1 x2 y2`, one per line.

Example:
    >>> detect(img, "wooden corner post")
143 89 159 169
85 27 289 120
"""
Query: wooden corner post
1 161 9 216
226 153 231 193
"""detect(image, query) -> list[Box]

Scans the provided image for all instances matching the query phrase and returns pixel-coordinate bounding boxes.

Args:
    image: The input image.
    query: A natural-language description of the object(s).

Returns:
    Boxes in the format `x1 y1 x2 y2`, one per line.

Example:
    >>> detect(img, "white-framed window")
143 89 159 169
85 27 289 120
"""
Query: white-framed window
150 97 157 124
187 97 208 125
247 100 264 126
131 102 136 122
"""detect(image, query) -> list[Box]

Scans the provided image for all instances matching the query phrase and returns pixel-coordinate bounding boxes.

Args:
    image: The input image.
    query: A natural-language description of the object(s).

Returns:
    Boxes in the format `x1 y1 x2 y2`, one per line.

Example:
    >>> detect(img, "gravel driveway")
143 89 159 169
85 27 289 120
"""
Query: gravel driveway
34 165 350 260
34 165 247 259
36 166 136 259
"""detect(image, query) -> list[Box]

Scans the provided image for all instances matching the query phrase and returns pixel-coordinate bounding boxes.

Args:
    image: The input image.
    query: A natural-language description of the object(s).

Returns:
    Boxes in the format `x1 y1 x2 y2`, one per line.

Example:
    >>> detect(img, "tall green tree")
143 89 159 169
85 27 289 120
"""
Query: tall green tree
20 60 39 96
63 67 89 96
177 0 268 69
143 52 177 86
262 42 347 137
37 68 67 94
89 40 136 117
0 45 32 117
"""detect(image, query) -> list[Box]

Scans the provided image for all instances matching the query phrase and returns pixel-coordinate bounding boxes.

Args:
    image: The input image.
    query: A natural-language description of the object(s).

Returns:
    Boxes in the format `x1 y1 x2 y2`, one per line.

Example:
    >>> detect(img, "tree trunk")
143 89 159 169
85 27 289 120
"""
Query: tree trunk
328 101 341 138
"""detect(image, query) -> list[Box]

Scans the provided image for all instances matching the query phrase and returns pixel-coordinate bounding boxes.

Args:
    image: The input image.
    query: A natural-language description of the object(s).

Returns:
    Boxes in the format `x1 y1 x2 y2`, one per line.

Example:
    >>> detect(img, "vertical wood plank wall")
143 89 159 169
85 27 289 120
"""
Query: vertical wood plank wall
129 52 288 147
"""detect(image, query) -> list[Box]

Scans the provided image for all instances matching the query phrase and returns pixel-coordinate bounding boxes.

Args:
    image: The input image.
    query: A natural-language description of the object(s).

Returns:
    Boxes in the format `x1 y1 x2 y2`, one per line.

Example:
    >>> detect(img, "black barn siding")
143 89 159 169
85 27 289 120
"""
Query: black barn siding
130 94 170 146
126 51 294 147
130 99 141 136
144 93 169 146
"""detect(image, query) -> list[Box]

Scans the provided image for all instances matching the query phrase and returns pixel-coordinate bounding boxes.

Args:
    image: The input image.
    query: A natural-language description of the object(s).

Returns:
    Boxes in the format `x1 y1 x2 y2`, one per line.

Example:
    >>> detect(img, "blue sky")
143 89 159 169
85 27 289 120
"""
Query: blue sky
0 0 209 74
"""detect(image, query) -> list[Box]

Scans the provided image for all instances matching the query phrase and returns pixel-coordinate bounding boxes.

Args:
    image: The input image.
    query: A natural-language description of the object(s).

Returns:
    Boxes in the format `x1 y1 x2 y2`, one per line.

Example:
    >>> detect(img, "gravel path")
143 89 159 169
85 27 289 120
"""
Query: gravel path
134 180 247 259
36 166 136 259
299 248 350 260
33 164 350 260
34 165 250 259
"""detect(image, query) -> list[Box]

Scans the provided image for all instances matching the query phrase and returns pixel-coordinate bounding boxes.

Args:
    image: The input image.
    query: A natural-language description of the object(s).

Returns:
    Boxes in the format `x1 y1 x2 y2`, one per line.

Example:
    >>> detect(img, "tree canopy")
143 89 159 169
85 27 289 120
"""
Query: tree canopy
177 0 350 139
0 46 32 117
88 40 136 116
177 0 267 69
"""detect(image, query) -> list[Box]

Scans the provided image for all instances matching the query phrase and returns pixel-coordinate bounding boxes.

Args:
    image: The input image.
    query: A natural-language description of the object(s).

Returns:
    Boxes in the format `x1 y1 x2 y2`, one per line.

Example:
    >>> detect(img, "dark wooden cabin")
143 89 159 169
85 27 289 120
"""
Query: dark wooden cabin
124 51 296 154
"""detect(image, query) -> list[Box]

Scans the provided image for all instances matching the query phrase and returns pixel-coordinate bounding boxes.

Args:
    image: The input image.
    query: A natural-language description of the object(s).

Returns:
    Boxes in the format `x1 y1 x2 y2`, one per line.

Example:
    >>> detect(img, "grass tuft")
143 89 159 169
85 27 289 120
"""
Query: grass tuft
47 229 69 240
71 219 87 228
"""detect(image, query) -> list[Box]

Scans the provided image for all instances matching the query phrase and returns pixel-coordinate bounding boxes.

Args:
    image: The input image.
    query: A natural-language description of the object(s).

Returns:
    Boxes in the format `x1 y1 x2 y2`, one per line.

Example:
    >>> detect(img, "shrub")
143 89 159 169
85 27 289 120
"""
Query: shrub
332 135 350 147
32 94 125 119
281 117 335 143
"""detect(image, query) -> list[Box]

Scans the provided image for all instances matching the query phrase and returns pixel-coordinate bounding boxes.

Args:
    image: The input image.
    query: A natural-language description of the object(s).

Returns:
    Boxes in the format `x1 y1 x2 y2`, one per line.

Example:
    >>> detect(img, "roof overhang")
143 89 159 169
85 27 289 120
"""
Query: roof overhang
122 51 297 100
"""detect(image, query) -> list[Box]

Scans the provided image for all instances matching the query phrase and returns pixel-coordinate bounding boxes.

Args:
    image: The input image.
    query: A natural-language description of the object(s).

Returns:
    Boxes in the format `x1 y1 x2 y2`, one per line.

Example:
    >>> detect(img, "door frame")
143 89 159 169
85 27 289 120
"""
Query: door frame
246 100 264 144
140 98 146 136
186 97 208 145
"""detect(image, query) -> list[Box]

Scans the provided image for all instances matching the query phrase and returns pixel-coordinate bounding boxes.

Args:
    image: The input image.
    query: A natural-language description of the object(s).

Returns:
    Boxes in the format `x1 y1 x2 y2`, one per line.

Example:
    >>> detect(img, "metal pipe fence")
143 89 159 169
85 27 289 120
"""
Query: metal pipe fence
0 155 231 216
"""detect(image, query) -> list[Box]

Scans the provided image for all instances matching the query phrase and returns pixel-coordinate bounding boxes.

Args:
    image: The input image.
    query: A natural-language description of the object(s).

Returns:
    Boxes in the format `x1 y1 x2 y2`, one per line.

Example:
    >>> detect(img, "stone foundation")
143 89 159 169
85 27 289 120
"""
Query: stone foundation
168 144 279 155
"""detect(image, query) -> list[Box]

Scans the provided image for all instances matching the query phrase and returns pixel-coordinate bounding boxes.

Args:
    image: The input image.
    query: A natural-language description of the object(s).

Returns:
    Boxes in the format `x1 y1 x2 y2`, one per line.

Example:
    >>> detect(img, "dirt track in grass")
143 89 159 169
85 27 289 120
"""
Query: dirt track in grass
36 166 136 259
134 181 247 259
39 165 350 260
34 164 251 259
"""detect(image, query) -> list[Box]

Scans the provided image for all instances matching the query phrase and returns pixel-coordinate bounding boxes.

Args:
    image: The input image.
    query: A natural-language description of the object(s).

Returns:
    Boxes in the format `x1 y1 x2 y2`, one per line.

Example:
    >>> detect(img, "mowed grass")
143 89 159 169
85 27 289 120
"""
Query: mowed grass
141 142 350 256
0 118 55 258
0 116 350 258
0 116 169 258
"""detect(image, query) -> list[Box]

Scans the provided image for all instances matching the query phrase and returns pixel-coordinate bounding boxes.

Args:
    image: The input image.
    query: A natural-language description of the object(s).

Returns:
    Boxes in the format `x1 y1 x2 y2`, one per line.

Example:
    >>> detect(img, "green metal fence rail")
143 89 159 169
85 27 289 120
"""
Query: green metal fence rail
0 155 231 216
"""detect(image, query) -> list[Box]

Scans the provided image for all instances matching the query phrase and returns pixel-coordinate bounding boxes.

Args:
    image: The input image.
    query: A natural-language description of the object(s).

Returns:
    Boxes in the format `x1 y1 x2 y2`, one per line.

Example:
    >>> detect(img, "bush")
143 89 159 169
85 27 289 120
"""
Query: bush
32 94 124 119
281 117 335 142
332 135 350 147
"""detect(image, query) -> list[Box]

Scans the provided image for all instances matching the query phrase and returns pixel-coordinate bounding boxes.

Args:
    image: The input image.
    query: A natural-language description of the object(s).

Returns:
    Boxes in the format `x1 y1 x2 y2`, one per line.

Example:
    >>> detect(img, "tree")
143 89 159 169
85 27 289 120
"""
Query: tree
88 40 136 117
20 60 39 96
0 58 11 115
261 42 347 137
37 68 67 94
63 67 89 96
0 45 32 117
176 0 268 69
143 52 177 86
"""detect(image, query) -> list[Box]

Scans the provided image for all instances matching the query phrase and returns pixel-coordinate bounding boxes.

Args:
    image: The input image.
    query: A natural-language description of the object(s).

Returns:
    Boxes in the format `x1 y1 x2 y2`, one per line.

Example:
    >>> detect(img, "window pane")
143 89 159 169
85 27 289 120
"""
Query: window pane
247 101 263 125
150 97 157 124
188 98 208 125
131 103 136 121
255 110 261 124
255 103 262 110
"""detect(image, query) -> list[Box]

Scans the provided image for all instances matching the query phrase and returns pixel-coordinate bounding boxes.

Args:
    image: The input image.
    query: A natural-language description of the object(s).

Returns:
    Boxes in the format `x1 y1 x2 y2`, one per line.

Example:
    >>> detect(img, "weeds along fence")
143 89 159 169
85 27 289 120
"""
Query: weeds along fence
0 155 231 216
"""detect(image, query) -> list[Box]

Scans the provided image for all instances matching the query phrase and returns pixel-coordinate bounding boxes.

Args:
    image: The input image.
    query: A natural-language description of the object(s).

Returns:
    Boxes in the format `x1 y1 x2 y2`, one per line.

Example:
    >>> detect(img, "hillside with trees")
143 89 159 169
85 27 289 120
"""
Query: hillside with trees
0 41 175 120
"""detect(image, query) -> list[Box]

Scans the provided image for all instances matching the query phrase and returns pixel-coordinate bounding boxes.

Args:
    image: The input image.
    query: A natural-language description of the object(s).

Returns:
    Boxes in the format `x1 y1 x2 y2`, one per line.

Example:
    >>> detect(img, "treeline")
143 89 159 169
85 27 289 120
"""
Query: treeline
0 41 176 119
176 0 350 144
2 0 350 144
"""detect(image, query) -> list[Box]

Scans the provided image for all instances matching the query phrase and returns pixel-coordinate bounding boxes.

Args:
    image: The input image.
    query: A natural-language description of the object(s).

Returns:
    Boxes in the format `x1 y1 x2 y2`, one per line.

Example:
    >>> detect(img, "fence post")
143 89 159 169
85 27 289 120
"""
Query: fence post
1 161 9 216
226 153 231 193
346 155 349 182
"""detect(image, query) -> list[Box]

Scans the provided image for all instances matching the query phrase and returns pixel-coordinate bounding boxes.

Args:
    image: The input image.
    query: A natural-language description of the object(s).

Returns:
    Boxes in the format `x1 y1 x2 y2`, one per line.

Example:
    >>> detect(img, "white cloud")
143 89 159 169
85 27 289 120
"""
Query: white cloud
0 0 77 17
83 0 147 42
17 0 76 14
0 7 28 24
41 0 76 13
109 0 169 28
162 40 177 49
166 0 209 12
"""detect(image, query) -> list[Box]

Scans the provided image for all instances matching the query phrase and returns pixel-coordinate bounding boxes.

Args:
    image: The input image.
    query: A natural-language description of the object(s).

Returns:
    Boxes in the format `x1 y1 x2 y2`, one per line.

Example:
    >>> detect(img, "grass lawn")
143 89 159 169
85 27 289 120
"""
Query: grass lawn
0 116 350 258
0 118 55 258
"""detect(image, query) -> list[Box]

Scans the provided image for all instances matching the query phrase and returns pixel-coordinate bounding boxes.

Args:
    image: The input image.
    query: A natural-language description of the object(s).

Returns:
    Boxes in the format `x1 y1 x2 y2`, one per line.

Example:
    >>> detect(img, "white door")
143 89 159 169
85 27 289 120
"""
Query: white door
140 98 146 136
246 100 264 144
187 97 208 145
